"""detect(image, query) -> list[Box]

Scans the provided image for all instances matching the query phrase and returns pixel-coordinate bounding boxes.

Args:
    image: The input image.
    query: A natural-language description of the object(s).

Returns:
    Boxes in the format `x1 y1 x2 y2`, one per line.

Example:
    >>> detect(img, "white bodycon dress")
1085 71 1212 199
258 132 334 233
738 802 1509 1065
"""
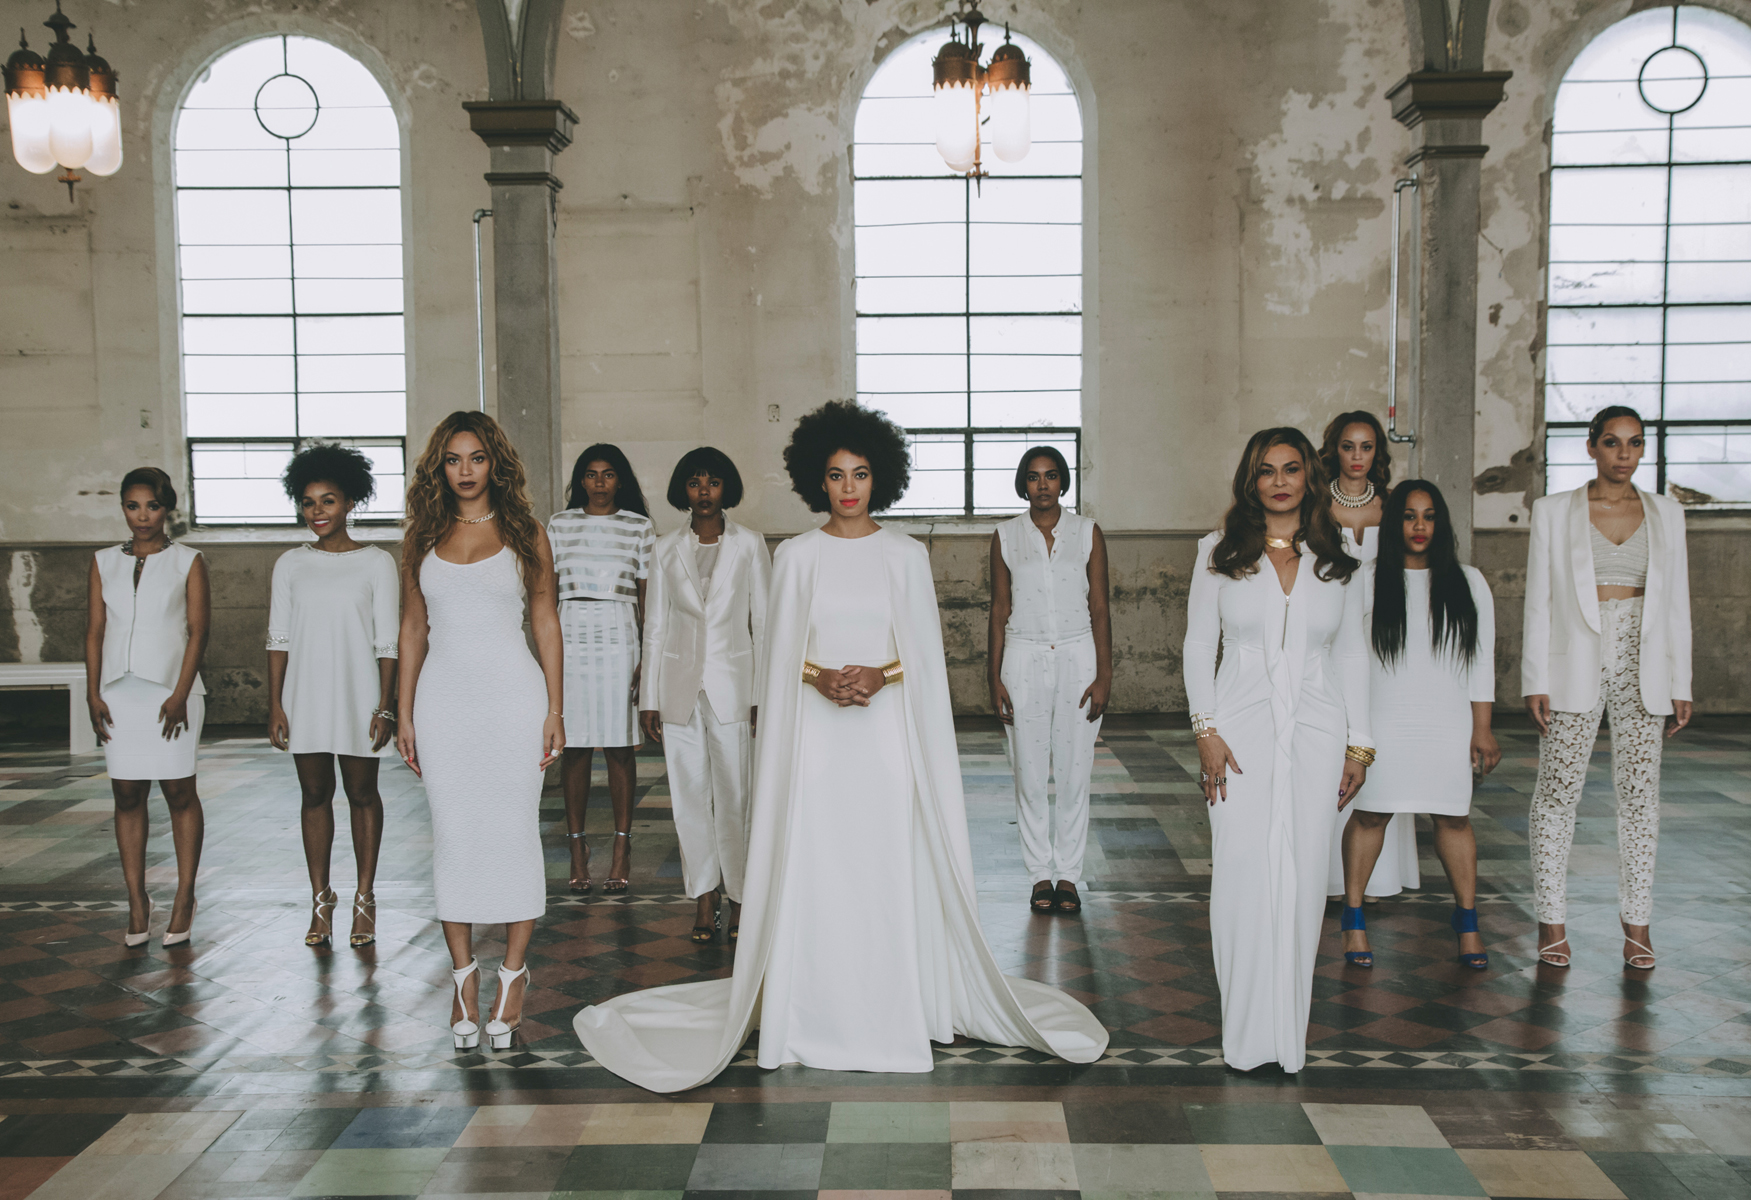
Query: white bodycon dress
414 547 549 924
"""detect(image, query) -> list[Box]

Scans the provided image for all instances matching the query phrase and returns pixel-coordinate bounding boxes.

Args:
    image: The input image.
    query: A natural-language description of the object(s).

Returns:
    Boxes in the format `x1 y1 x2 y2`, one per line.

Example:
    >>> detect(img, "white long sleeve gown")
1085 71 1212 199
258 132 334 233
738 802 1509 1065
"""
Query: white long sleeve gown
1324 526 1420 896
574 528 1107 1091
1183 534 1371 1073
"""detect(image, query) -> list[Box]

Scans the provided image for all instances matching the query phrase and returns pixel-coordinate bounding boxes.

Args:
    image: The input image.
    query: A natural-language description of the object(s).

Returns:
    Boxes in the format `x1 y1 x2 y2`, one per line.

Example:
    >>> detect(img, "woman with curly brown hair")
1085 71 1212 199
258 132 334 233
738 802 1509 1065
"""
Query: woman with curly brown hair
575 401 1107 1091
1183 427 1372 1073
396 411 565 1052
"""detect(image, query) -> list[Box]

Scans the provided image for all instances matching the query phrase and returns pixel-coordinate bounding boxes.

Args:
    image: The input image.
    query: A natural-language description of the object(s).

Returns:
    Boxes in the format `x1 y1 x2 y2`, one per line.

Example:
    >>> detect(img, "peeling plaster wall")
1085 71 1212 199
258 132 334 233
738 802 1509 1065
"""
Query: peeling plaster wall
6 0 1751 718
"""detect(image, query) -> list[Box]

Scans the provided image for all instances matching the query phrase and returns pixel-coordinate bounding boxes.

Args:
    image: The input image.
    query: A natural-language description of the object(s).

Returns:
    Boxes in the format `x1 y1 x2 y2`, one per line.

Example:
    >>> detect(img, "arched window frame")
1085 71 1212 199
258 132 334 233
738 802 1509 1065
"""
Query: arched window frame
1543 4 1751 507
167 30 410 527
850 28 1088 517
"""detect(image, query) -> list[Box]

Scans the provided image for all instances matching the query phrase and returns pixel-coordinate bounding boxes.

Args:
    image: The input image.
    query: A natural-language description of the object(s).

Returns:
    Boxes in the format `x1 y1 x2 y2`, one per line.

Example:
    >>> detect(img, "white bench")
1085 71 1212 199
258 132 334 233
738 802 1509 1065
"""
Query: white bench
0 663 98 756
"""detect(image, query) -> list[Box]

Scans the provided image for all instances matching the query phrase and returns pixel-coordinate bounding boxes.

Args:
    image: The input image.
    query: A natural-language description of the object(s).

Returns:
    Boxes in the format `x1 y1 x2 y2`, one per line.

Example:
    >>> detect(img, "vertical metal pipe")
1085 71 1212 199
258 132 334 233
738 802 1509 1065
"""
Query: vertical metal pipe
1387 176 1419 445
472 208 494 411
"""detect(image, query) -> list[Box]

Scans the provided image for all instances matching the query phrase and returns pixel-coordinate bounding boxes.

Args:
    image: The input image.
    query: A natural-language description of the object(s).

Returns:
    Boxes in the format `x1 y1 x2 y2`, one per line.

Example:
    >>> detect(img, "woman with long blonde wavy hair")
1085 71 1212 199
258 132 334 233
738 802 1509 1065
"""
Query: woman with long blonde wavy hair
396 410 565 1053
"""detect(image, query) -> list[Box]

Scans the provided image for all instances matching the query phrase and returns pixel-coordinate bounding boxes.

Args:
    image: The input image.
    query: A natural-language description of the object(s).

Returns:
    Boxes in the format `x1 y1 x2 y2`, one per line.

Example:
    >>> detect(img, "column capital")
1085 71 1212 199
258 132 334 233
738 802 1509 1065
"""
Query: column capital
463 99 579 152
1386 70 1512 128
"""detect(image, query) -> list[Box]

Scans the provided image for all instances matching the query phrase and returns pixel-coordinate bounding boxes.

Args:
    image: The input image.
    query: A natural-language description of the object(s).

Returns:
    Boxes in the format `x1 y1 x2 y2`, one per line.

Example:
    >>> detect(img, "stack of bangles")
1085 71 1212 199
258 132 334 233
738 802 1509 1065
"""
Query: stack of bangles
1345 745 1376 766
1191 712 1217 739
802 659 904 685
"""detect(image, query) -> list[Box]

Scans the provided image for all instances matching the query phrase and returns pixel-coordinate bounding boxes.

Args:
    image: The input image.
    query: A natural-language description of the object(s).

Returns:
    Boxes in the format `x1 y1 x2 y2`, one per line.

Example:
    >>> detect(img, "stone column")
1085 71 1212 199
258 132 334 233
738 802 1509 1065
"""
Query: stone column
463 100 577 517
1387 70 1509 557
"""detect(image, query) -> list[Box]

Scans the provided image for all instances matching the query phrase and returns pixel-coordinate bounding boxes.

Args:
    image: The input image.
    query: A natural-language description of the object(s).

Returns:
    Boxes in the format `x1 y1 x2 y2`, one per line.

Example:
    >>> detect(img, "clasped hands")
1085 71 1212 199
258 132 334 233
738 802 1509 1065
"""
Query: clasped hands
810 663 888 707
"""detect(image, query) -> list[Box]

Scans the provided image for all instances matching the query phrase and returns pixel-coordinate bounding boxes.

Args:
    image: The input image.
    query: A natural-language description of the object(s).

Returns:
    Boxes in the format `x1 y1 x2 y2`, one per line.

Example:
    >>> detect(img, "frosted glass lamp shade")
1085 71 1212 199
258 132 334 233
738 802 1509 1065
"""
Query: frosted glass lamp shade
990 83 1031 162
7 92 55 172
46 85 93 168
85 93 121 174
934 80 977 168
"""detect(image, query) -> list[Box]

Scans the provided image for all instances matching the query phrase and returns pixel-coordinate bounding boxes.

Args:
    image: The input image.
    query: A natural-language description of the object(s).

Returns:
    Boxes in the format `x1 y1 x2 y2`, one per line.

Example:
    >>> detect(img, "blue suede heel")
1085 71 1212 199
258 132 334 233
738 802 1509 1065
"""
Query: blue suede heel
1451 905 1488 970
1340 904 1372 967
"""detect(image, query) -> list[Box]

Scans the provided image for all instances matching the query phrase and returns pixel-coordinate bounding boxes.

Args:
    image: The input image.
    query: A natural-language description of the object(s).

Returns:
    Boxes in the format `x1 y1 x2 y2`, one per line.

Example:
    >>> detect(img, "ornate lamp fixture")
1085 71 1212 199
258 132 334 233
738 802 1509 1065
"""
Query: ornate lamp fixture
5 2 122 198
932 6 1031 178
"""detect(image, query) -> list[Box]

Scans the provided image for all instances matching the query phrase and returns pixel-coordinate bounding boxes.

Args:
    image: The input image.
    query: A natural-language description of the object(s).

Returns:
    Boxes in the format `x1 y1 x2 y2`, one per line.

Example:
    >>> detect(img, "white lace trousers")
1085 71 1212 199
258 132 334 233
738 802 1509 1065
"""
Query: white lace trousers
1002 636 1101 888
1529 598 1664 925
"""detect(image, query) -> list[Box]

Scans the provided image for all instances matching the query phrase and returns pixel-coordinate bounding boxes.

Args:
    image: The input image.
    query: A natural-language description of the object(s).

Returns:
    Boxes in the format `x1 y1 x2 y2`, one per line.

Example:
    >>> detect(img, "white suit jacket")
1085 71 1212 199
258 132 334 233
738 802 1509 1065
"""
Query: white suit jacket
641 519 771 725
1521 485 1692 715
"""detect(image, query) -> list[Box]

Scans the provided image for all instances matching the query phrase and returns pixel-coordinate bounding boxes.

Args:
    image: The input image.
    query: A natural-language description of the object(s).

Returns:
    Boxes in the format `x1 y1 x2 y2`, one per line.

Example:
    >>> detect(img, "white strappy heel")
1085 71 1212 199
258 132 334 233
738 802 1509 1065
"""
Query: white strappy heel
1538 937 1571 968
486 961 529 1051
1622 921 1656 970
451 958 481 1050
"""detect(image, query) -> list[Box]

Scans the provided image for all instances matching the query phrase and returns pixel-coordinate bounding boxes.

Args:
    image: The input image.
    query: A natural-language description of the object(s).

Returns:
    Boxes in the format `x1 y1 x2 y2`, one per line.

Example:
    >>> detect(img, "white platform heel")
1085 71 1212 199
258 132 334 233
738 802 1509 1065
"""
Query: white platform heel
451 958 481 1051
486 961 529 1051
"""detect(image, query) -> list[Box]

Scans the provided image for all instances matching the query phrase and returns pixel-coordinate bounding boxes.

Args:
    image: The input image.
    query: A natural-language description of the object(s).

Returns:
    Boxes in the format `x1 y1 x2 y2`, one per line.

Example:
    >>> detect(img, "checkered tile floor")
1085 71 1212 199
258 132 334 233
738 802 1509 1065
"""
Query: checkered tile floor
3 716 1751 1198
3 1098 1749 1199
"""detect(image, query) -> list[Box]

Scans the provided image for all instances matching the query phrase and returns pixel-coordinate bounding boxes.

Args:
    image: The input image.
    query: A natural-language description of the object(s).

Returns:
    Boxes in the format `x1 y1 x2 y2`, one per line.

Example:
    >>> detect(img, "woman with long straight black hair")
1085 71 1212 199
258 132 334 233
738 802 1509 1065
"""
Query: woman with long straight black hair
1339 481 1500 970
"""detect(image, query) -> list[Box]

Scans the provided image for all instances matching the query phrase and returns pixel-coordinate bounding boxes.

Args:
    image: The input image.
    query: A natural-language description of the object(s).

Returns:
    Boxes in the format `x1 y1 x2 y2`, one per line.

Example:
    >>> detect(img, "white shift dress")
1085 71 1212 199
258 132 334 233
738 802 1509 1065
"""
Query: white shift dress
1324 526 1421 898
414 548 549 924
1355 567 1496 816
266 544 400 758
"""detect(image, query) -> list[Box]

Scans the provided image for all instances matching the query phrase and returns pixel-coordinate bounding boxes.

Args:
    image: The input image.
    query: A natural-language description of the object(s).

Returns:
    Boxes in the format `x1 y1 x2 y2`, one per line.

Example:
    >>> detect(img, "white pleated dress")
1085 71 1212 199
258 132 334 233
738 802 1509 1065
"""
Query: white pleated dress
414 548 548 924
549 509 654 748
1183 535 1371 1073
1324 526 1421 897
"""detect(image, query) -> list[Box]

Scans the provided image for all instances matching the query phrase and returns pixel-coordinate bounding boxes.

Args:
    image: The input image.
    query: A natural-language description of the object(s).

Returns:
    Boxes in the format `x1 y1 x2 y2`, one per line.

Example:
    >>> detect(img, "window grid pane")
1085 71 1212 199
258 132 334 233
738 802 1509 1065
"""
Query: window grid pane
1546 6 1751 506
854 29 1083 515
175 34 406 524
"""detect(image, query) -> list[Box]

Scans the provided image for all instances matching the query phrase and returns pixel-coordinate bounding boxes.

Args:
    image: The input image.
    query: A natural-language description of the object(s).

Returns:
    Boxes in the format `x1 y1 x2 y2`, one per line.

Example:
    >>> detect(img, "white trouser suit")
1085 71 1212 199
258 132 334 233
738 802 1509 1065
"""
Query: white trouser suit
642 521 772 905
997 513 1101 888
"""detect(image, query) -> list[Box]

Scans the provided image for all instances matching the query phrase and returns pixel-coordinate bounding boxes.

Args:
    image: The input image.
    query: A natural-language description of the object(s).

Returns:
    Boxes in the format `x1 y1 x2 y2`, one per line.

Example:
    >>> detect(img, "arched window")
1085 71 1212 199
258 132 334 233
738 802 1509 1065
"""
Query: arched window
1546 6 1751 505
853 30 1083 515
174 35 405 525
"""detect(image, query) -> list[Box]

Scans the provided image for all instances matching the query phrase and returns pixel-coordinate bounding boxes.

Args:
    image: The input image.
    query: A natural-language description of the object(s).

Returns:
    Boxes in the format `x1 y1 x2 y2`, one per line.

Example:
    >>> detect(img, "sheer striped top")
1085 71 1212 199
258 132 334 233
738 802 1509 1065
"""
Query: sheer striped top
548 509 655 603
1590 520 1649 589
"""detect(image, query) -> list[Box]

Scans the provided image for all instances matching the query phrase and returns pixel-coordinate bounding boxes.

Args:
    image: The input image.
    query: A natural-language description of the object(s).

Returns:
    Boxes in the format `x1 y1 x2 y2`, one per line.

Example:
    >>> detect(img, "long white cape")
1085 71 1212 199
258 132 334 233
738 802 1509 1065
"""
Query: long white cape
573 527 1108 1092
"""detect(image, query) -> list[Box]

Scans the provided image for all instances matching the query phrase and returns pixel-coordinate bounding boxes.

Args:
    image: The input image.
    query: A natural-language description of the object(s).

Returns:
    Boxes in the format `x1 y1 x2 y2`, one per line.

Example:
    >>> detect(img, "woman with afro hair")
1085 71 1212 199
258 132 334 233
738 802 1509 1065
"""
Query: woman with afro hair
576 401 1107 1091
266 443 400 949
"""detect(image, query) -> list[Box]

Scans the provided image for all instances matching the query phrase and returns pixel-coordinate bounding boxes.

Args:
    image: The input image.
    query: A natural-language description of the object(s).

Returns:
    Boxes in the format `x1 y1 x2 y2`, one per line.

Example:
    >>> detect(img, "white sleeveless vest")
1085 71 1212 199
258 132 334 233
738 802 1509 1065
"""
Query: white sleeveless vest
997 512 1094 645
95 543 206 695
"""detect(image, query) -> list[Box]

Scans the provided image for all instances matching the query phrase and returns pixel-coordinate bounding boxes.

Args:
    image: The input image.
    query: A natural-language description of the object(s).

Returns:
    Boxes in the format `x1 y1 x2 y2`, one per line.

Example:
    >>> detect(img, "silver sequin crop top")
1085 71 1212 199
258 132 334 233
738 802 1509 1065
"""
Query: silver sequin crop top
1590 521 1648 588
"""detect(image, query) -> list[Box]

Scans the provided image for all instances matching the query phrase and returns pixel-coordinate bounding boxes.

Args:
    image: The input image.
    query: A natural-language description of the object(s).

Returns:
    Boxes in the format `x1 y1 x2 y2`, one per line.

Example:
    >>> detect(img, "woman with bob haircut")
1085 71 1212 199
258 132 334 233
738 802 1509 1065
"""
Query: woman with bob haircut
576 400 1107 1090
1523 405 1692 971
1317 410 1418 903
988 445 1112 915
85 466 209 948
548 444 655 895
1183 427 1372 1073
1340 480 1500 971
640 447 770 944
397 411 566 1052
266 443 400 949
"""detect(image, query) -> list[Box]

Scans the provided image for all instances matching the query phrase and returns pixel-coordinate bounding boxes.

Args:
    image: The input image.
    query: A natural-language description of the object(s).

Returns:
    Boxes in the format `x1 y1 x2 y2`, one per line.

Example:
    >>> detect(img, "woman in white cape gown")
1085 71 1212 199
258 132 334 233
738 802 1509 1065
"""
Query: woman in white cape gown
574 403 1107 1092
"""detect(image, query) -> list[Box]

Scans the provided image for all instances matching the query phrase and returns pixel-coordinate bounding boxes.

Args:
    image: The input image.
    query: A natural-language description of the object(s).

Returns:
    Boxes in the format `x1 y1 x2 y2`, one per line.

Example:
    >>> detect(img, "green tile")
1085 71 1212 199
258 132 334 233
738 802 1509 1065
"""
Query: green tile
819 1142 952 1189
826 1101 952 1143
1072 1144 1212 1193
549 1193 684 1200
685 1144 824 1191
555 1145 699 1192
290 1147 449 1196
1327 1145 1486 1197
1181 1103 1322 1146
1589 1150 1751 1199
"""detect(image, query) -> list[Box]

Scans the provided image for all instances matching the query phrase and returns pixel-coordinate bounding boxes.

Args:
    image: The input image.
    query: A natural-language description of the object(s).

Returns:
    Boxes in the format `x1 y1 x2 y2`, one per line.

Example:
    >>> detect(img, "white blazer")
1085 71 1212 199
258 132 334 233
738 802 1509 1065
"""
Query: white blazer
641 519 772 725
1521 485 1691 715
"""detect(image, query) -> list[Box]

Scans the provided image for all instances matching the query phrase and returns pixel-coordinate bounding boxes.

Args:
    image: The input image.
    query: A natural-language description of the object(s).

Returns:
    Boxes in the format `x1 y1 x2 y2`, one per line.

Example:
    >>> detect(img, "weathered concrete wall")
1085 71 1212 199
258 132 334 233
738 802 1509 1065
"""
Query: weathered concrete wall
8 527 1747 723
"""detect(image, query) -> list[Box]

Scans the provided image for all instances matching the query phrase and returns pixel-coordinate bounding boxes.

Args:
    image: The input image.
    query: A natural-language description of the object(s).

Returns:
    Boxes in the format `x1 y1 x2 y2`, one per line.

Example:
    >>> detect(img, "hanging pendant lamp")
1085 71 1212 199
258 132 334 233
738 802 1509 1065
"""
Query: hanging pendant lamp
5 2 123 198
930 6 1031 180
